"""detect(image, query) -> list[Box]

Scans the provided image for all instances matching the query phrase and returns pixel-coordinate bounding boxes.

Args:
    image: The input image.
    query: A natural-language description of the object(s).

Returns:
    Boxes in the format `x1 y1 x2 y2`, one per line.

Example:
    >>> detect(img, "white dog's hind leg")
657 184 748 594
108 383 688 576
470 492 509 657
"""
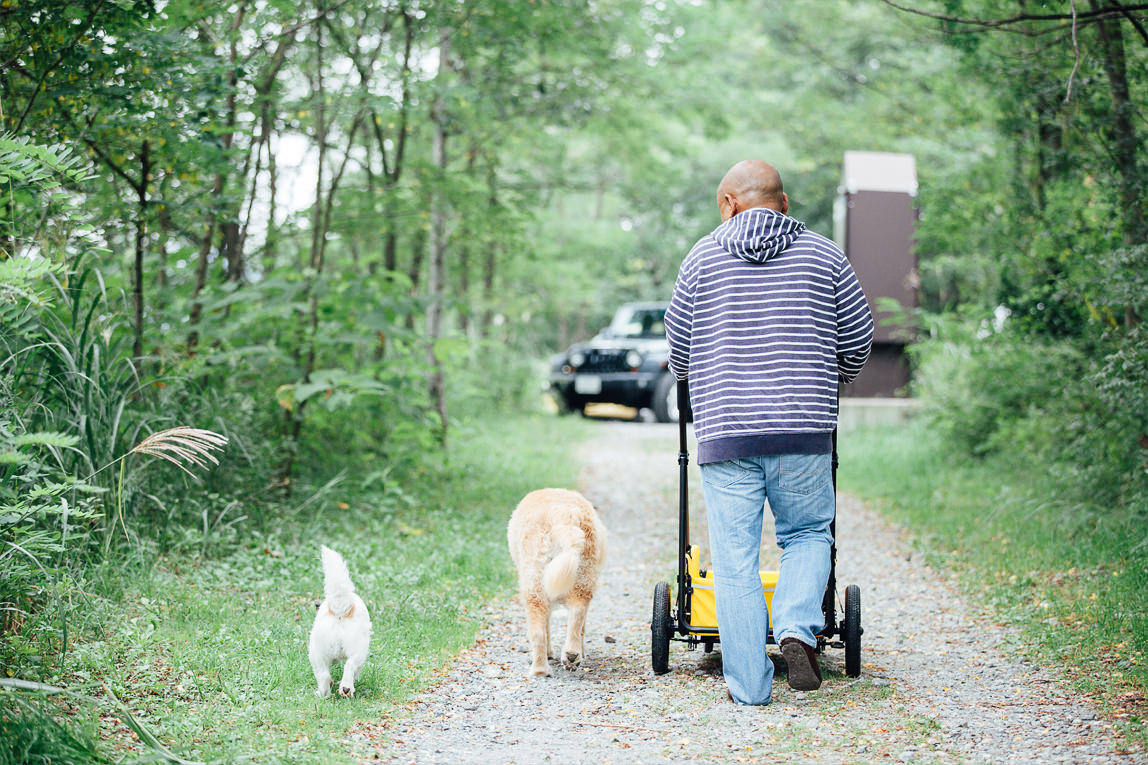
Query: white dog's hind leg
311 653 333 698
339 651 367 697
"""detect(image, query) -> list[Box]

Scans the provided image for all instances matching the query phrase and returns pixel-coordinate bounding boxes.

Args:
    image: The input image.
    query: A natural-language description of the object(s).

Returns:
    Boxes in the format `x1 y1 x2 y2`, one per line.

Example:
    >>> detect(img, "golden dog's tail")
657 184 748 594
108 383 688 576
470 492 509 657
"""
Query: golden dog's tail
542 524 585 599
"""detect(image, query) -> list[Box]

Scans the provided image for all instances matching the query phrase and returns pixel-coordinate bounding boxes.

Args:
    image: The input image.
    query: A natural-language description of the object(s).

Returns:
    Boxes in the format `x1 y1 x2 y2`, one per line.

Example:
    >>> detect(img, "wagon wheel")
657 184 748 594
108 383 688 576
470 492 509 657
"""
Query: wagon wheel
651 581 671 675
843 583 862 677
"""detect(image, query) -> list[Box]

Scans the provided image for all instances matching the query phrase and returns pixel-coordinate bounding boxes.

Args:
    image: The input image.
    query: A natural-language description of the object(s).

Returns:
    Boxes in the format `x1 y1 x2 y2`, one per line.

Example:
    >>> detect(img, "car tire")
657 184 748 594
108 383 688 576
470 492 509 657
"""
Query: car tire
555 392 583 416
652 373 689 423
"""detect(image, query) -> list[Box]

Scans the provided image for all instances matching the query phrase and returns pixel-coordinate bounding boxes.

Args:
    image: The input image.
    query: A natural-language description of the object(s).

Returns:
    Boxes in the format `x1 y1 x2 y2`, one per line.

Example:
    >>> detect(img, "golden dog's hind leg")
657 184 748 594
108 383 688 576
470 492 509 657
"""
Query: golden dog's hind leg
562 593 591 670
545 611 553 660
524 590 551 677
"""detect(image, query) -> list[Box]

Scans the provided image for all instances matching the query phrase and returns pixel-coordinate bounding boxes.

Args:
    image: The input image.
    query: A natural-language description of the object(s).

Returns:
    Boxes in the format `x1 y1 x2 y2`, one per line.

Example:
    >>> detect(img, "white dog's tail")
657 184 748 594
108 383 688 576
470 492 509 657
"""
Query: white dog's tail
320 545 356 617
542 524 585 599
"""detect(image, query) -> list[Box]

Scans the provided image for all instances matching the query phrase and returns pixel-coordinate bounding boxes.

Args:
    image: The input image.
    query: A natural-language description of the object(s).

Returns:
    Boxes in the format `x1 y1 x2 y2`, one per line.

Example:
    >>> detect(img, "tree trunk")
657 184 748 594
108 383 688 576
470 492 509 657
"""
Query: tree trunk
480 161 499 339
221 220 242 282
155 174 172 307
558 314 569 353
239 100 271 269
282 8 370 477
458 243 470 337
1090 1 1146 326
253 23 294 279
376 5 415 277
426 25 451 445
405 227 426 330
264 137 279 277
221 7 245 283
186 4 251 353
384 227 399 274
301 12 329 395
132 140 150 363
361 134 374 275
280 8 330 482
186 177 220 355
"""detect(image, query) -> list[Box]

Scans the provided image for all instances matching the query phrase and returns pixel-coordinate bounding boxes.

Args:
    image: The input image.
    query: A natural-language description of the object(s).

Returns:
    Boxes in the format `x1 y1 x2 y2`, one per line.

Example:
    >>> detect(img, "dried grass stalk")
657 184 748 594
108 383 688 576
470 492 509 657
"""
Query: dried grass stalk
130 427 228 477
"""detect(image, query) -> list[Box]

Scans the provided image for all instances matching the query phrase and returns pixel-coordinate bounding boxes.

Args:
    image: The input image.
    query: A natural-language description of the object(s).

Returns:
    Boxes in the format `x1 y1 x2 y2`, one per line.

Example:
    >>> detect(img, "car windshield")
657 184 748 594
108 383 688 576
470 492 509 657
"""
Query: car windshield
610 307 666 338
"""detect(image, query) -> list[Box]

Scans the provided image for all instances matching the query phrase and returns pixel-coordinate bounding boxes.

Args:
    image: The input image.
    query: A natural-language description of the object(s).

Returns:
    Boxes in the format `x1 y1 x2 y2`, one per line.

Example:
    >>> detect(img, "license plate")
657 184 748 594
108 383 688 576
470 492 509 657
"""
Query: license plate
574 375 602 395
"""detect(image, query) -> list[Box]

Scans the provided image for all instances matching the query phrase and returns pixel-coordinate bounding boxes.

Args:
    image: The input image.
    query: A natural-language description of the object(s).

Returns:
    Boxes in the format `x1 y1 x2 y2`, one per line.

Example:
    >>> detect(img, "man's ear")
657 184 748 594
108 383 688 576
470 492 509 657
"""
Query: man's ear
780 192 789 215
721 193 739 221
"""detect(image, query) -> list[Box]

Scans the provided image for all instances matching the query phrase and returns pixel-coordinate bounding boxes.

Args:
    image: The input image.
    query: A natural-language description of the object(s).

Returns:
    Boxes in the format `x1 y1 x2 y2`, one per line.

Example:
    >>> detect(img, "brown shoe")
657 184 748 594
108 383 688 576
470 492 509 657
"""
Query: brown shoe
780 638 822 691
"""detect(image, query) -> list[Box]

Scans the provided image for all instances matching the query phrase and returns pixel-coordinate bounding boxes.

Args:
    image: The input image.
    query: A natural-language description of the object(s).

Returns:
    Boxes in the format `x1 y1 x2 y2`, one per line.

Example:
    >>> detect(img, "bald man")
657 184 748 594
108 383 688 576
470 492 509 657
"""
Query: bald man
664 160 873 705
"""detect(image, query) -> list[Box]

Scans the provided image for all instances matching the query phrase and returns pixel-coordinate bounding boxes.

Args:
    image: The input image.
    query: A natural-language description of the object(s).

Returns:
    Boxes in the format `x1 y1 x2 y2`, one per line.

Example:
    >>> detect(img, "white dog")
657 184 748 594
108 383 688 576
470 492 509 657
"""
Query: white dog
508 488 606 677
308 546 371 698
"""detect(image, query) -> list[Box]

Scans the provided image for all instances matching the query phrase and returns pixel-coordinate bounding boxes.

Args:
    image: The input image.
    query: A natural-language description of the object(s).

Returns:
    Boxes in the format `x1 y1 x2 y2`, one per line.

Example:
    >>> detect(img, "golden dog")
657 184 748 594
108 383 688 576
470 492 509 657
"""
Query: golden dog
507 489 606 677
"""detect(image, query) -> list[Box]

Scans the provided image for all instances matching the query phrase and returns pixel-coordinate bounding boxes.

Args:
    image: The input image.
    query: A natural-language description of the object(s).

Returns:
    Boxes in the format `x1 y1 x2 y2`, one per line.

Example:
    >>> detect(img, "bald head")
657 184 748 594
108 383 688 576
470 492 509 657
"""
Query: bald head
716 160 788 222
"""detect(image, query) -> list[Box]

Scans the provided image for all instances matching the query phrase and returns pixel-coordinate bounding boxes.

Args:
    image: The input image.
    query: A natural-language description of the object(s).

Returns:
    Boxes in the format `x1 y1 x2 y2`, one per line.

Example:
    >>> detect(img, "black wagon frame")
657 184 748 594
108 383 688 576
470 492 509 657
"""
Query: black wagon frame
650 379 863 676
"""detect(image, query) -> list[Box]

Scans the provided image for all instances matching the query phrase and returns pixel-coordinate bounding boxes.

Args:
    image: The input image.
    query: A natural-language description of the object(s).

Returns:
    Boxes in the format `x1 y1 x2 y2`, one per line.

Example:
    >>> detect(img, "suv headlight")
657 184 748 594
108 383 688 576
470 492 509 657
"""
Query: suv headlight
568 351 586 368
625 350 642 368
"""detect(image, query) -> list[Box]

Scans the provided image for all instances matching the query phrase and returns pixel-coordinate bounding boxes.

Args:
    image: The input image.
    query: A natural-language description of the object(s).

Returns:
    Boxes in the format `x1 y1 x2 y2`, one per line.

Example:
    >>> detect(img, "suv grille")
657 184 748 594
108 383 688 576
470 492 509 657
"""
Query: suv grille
579 349 630 374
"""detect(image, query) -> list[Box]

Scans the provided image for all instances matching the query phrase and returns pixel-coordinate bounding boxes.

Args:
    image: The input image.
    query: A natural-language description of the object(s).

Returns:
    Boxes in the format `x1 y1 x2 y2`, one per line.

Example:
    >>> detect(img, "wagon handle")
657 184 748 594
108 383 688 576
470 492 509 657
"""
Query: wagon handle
822 388 841 638
676 378 690 634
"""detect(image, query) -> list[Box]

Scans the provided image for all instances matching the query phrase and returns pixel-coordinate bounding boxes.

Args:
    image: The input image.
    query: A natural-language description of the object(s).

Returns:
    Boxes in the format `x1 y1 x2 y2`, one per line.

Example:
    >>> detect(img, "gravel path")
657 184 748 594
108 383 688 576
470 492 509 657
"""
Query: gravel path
355 421 1143 764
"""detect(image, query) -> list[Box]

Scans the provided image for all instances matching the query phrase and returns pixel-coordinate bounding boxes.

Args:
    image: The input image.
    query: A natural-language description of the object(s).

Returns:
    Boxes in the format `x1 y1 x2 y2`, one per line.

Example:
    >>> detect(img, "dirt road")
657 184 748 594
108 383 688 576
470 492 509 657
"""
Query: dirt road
358 421 1141 764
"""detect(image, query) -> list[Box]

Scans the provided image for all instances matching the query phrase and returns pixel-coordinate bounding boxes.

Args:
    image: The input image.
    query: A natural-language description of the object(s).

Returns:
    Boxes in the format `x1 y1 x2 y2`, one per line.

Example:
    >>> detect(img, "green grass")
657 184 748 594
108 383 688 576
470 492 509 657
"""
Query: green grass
838 419 1148 748
47 413 593 763
0 692 110 765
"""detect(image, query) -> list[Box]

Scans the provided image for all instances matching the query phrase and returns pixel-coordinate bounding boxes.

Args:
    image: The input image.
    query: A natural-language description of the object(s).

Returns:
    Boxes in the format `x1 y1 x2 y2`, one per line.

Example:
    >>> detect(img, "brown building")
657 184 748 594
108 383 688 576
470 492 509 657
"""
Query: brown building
833 151 918 398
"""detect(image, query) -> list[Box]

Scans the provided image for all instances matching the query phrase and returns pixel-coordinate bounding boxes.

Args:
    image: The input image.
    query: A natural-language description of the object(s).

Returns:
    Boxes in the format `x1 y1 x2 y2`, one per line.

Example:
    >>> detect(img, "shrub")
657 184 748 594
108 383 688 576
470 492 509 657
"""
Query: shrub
0 692 109 765
912 316 1085 457
910 299 1147 515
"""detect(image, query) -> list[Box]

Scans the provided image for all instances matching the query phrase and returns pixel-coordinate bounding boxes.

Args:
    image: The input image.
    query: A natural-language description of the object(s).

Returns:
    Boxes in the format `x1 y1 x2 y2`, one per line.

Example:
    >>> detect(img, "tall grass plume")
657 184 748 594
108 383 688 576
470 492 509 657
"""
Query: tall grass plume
128 427 229 477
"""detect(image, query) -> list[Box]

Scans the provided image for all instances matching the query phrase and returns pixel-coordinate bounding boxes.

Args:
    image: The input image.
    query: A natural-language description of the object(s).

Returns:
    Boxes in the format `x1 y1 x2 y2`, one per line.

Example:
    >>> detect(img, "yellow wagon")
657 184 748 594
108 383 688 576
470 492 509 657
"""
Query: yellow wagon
650 380 862 677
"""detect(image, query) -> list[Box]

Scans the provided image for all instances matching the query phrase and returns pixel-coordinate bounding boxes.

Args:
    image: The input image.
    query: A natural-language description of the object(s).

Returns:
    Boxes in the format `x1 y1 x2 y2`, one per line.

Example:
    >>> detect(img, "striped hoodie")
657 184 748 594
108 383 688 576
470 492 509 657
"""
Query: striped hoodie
665 206 874 464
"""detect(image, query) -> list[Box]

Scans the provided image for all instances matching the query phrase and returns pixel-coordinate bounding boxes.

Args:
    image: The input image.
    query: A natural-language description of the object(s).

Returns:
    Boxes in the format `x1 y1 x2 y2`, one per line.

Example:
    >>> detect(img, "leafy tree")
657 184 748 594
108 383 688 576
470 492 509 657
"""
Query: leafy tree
874 0 1147 513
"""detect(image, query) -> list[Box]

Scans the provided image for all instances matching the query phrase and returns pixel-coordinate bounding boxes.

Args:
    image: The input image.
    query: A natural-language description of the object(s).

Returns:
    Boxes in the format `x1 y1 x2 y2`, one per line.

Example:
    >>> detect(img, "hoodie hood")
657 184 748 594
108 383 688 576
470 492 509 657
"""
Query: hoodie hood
710 207 806 264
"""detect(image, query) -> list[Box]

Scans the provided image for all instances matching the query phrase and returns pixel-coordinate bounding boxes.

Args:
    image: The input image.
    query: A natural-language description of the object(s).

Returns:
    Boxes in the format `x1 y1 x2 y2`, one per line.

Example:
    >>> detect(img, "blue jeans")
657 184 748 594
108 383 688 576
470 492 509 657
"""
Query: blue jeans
699 453 835 705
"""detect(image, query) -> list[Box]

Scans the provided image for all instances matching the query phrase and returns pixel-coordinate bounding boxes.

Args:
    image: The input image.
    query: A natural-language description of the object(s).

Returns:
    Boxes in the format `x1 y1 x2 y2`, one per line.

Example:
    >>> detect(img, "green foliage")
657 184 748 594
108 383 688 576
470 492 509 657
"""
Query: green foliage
1093 325 1148 448
275 368 388 413
0 691 110 765
0 257 61 318
0 677 213 764
911 309 1147 514
1088 245 1148 322
451 340 549 418
0 377 104 673
892 1 1148 536
0 135 92 188
1050 325 1148 511
912 314 1086 456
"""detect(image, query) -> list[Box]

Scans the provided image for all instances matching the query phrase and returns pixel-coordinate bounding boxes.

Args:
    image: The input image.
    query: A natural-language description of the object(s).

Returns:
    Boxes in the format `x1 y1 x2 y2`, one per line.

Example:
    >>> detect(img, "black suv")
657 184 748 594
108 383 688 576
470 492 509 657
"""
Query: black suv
547 302 688 423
